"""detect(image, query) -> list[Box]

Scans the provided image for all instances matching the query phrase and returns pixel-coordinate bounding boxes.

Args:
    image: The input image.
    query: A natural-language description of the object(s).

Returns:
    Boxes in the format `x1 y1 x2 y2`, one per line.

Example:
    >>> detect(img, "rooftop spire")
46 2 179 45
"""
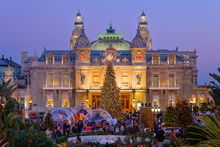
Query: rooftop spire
139 11 147 25
75 27 91 48
131 29 146 48
76 10 81 16
75 10 83 25
107 24 115 34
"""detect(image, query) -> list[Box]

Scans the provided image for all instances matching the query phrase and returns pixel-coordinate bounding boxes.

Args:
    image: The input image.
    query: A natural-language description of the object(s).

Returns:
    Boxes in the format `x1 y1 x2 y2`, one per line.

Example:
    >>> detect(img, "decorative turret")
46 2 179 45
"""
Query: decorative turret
131 29 146 48
75 28 91 65
75 28 91 49
70 10 84 50
138 11 152 50
131 29 146 64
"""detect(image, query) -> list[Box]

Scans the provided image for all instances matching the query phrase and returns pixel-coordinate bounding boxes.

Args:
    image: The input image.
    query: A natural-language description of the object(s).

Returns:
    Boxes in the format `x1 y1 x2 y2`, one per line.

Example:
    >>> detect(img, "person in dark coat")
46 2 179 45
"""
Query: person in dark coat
155 127 165 147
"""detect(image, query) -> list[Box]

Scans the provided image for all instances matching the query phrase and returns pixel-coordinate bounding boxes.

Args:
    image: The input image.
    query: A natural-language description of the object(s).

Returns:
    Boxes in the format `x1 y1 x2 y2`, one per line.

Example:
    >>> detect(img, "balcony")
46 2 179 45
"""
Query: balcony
42 85 73 90
32 62 74 67
149 86 180 90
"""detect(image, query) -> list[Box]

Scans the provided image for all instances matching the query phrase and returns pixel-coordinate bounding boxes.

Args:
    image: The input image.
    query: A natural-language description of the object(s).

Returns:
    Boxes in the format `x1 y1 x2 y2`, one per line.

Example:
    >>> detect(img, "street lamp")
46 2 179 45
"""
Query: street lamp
151 105 161 125
151 105 161 114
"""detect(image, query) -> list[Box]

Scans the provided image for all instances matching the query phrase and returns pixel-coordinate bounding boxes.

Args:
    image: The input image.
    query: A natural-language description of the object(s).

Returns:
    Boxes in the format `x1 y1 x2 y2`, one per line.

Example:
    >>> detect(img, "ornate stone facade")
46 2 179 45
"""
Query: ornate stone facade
20 12 209 112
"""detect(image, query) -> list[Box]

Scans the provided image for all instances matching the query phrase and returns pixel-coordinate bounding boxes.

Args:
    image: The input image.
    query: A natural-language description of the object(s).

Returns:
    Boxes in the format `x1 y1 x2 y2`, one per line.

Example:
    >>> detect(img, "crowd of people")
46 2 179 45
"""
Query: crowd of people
72 111 144 135
25 109 186 146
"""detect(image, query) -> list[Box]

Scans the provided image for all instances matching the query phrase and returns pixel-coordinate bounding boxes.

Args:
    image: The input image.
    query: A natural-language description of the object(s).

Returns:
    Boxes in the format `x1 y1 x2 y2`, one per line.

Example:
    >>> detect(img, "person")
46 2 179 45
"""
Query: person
120 124 125 135
170 128 177 145
155 127 165 147
76 134 82 144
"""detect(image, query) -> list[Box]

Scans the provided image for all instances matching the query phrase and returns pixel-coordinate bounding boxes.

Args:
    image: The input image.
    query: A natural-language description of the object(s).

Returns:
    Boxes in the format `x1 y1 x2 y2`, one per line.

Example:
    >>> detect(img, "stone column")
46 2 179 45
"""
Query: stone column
58 90 62 107
43 90 46 107
69 90 75 107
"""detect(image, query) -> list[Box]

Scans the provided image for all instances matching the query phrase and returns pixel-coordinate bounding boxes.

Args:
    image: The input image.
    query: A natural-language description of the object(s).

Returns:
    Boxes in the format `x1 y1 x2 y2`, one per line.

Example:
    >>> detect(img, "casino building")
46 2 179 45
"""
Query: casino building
20 12 210 112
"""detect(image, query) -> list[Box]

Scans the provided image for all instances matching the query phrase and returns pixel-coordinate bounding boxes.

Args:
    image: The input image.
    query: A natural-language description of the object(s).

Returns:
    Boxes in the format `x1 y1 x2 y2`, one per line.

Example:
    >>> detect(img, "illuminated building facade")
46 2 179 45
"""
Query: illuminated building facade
21 12 210 112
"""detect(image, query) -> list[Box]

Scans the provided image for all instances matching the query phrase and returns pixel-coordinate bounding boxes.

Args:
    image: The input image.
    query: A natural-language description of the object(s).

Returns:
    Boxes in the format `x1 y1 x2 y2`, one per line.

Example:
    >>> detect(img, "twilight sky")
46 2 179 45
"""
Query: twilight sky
0 0 220 84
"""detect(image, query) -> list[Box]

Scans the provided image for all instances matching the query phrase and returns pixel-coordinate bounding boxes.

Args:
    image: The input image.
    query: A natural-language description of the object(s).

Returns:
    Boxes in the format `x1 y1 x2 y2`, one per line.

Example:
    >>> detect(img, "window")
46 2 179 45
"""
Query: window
54 73 61 87
121 94 130 111
46 54 54 64
92 73 100 84
168 55 176 65
47 73 53 87
47 93 54 107
152 74 159 87
169 73 175 87
62 93 69 107
168 94 175 106
122 73 129 84
63 73 70 87
152 54 160 65
62 55 69 64
63 99 69 107
92 95 100 109
153 95 159 107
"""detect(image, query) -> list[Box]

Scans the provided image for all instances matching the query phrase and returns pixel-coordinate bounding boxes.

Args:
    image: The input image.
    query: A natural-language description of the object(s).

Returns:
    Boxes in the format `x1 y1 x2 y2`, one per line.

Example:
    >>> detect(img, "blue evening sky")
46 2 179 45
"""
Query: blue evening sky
0 0 220 84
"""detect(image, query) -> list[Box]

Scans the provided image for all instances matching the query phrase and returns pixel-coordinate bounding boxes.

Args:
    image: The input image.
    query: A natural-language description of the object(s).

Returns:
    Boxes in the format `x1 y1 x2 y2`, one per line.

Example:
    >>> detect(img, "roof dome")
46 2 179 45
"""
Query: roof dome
75 28 91 48
92 25 130 50
131 29 146 48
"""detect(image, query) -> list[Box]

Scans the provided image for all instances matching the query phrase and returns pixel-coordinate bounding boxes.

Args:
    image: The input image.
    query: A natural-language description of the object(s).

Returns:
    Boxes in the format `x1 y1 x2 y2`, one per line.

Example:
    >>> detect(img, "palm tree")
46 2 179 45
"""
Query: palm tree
0 80 23 146
209 68 220 109
185 113 220 146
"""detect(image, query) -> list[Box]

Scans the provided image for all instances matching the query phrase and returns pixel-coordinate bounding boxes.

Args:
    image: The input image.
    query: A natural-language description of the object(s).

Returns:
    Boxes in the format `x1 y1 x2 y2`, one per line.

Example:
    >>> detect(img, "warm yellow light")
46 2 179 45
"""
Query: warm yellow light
141 16 146 22
76 16 82 22
29 100 32 104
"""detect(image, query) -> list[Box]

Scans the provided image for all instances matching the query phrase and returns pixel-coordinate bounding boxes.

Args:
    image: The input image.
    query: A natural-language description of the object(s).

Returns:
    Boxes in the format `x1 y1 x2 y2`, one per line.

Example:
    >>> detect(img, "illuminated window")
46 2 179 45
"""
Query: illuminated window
92 73 100 84
168 55 176 65
122 73 128 84
46 54 54 64
47 99 53 107
153 95 159 107
169 73 175 87
152 74 159 87
54 73 61 87
92 95 100 109
152 54 160 65
62 93 69 107
63 73 70 87
62 99 69 107
47 93 54 108
62 55 69 64
47 73 53 87
121 94 130 110
168 94 175 106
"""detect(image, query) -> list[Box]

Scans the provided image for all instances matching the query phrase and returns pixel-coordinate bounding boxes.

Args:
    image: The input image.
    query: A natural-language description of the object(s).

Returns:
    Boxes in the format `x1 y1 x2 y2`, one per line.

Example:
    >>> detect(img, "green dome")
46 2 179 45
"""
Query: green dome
91 25 130 50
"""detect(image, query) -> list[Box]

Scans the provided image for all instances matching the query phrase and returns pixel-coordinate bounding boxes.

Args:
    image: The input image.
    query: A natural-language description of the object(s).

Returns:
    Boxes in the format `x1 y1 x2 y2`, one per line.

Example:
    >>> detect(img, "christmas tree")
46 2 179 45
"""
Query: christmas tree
100 62 121 119
174 99 192 129
164 106 176 127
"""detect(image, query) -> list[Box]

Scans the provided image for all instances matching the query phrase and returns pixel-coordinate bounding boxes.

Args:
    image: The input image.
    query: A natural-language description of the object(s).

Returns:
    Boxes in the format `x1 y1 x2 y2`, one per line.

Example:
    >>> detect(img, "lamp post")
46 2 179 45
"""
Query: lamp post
151 105 161 125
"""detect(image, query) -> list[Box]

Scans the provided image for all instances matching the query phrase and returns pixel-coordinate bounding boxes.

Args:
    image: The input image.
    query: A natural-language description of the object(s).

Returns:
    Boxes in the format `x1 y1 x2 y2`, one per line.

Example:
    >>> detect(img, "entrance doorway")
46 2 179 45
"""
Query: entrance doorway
121 93 130 112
